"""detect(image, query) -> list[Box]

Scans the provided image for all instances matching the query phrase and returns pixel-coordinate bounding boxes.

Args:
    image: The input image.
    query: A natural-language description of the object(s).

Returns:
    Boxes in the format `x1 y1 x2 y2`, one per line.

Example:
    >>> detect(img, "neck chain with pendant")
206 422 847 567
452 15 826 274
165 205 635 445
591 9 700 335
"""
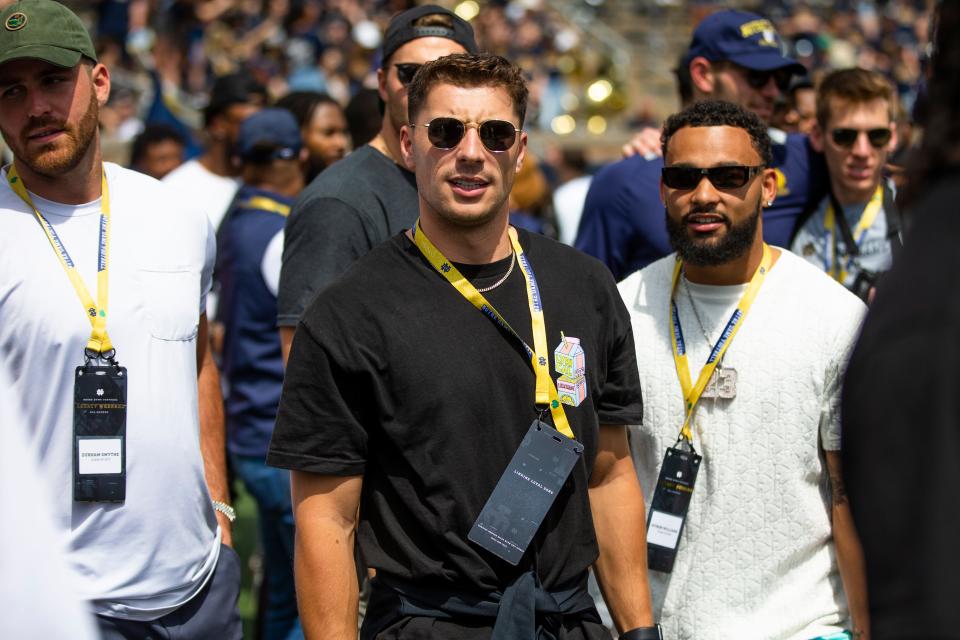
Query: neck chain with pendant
681 275 715 347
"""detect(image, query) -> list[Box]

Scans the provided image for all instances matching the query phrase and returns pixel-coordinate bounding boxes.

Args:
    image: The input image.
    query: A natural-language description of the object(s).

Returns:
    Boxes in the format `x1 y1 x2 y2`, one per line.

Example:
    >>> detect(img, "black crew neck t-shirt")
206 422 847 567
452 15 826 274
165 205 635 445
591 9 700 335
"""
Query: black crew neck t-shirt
268 228 643 593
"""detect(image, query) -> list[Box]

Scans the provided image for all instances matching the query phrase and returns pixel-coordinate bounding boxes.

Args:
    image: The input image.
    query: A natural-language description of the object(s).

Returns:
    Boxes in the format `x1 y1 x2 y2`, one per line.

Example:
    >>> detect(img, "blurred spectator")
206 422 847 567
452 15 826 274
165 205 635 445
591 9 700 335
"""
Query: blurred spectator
130 124 187 180
508 151 552 236
163 72 267 231
275 5 477 361
772 76 816 135
276 91 349 183
548 146 592 245
791 68 902 301
216 109 306 640
769 0 931 116
344 87 381 148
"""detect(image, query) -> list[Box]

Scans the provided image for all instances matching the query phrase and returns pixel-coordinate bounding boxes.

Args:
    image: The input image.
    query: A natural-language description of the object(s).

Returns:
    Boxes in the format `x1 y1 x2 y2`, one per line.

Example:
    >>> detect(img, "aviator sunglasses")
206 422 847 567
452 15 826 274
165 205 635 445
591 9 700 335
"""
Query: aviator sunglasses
394 63 422 86
413 117 522 152
831 127 893 149
662 165 764 190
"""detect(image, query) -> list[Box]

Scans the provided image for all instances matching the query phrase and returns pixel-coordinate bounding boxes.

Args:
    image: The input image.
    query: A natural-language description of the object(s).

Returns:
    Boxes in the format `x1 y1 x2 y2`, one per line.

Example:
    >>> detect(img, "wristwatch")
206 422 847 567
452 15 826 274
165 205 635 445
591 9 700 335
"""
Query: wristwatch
212 500 236 524
620 625 663 640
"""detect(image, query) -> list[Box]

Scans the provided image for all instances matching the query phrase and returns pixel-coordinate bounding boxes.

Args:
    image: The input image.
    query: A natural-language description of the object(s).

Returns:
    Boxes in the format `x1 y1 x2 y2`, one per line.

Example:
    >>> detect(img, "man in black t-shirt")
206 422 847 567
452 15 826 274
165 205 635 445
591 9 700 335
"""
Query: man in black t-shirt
268 54 659 640
276 5 478 361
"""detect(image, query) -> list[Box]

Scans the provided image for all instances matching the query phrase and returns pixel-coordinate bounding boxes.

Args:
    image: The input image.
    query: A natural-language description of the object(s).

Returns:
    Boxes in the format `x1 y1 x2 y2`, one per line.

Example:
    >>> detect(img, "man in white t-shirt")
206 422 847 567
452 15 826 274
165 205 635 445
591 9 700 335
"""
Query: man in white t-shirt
618 100 868 639
791 68 902 301
0 1 240 637
162 71 266 231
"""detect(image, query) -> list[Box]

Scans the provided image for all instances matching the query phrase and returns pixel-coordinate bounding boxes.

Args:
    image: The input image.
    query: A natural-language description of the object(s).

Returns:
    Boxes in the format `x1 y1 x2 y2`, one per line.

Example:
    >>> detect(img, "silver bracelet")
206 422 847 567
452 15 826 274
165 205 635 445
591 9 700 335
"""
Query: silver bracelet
212 500 236 523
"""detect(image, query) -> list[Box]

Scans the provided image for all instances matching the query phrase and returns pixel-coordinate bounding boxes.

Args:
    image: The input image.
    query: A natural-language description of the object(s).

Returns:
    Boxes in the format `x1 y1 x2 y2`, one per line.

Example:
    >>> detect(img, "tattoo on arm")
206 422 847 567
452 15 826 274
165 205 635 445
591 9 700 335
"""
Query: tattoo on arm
829 468 848 506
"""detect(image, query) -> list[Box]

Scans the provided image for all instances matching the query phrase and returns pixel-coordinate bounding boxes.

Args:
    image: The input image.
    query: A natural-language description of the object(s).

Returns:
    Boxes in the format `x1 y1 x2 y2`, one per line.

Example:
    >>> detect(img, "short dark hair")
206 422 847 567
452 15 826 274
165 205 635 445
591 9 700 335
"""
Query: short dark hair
661 100 772 167
407 53 529 128
816 68 896 128
275 91 341 129
130 124 185 167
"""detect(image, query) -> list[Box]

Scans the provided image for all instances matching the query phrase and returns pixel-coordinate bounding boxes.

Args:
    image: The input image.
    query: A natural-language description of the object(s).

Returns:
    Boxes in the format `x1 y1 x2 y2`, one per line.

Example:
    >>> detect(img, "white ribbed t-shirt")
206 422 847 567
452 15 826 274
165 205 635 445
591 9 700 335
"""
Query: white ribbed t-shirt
619 249 866 640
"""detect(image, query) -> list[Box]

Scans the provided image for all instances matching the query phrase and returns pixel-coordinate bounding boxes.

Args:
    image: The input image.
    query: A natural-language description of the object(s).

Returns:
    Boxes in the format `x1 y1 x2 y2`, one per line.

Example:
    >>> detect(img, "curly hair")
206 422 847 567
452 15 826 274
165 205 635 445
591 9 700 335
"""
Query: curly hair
407 53 529 128
903 1 960 206
661 100 773 167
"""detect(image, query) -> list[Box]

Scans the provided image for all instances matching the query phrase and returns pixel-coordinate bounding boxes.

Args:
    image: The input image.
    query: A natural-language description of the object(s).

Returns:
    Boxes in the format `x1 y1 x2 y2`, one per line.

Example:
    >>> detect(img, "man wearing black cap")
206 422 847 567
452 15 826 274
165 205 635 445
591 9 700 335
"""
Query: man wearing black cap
575 9 827 282
217 108 306 640
276 5 477 360
163 71 267 231
0 0 240 637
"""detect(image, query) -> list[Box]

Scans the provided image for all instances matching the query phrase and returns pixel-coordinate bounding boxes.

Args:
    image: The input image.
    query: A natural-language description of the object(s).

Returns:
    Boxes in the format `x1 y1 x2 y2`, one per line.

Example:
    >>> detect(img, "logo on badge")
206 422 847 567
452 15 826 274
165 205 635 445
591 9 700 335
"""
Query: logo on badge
554 334 587 407
96 388 104 397
5 12 26 30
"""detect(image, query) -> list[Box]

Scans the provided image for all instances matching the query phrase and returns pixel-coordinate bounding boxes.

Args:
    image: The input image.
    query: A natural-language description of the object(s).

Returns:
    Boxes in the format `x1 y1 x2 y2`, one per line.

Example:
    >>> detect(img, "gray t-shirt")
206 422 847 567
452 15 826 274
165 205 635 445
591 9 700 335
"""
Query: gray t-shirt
791 186 893 290
277 145 419 326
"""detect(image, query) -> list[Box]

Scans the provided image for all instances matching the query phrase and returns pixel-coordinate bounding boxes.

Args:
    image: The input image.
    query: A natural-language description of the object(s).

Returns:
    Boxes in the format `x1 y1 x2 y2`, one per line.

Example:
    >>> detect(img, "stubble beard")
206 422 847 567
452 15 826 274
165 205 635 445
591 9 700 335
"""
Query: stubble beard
16 90 99 179
433 191 507 229
666 200 762 267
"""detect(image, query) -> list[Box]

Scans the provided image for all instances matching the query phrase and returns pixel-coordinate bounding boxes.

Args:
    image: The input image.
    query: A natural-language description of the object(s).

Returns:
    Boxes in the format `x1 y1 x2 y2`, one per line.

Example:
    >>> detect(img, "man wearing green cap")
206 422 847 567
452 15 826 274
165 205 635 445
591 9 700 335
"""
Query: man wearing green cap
0 1 241 637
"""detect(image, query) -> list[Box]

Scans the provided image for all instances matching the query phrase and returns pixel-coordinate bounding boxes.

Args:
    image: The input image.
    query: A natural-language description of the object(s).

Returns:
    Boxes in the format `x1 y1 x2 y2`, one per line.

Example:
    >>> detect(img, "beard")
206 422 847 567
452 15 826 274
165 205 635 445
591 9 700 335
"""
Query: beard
14 89 99 178
666 201 761 267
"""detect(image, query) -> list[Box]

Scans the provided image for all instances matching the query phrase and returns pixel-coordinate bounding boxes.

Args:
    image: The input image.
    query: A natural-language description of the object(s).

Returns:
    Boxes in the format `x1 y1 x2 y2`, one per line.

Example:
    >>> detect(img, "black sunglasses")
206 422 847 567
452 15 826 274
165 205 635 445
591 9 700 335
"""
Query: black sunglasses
662 165 764 190
740 66 793 93
394 63 422 87
414 117 521 153
831 127 892 149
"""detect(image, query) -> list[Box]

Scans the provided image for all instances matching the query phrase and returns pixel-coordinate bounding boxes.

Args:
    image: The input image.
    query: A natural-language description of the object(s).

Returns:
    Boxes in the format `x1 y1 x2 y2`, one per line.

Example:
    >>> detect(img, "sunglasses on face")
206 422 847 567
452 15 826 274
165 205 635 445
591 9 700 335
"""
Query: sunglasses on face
740 66 793 93
413 117 521 153
830 127 893 149
394 63 422 87
661 165 764 190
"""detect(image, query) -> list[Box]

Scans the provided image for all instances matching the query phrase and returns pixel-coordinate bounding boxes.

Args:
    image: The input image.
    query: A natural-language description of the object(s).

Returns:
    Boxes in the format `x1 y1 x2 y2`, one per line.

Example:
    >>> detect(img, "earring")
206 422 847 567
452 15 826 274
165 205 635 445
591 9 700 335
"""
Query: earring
765 201 773 207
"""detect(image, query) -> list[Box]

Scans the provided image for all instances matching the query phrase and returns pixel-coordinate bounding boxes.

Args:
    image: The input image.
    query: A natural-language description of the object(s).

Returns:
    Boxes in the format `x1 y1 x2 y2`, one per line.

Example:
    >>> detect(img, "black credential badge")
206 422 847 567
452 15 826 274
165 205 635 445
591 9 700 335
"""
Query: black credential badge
468 419 582 565
73 363 127 502
646 446 701 573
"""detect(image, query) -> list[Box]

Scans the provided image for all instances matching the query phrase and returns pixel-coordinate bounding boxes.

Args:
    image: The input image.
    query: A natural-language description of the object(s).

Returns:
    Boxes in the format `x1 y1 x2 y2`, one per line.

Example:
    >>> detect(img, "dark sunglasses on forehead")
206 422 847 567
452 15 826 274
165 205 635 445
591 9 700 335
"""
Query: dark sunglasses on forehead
394 63 422 87
662 165 764 191
413 117 521 152
831 127 893 149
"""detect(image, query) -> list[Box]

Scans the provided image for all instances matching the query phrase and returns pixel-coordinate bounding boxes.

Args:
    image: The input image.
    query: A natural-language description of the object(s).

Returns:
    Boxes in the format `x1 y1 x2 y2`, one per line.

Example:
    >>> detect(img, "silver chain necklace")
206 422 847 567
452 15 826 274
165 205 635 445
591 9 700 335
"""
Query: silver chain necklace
681 275 715 346
475 252 516 293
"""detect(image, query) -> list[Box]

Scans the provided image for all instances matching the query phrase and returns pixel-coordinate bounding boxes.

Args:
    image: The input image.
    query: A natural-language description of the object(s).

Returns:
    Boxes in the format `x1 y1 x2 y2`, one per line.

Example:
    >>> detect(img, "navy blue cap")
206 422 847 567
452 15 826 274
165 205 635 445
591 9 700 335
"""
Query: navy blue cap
683 10 805 75
237 108 302 161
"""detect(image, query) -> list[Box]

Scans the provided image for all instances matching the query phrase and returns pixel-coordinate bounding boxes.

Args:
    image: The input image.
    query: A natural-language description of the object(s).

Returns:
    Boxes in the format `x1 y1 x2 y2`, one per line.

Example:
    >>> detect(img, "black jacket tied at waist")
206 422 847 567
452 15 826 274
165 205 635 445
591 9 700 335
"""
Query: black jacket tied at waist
361 569 600 640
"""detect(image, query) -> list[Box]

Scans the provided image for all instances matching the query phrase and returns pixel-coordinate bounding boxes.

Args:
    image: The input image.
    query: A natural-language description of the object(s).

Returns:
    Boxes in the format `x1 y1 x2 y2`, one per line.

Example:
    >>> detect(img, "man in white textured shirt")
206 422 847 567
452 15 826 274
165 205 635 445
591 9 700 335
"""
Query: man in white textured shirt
618 100 869 640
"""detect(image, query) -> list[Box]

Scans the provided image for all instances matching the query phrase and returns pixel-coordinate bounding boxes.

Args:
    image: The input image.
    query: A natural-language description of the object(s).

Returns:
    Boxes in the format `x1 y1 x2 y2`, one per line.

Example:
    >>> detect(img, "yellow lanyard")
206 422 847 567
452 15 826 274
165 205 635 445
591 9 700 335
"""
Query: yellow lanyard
8 164 114 357
240 196 290 217
411 221 574 439
823 185 883 282
670 244 772 444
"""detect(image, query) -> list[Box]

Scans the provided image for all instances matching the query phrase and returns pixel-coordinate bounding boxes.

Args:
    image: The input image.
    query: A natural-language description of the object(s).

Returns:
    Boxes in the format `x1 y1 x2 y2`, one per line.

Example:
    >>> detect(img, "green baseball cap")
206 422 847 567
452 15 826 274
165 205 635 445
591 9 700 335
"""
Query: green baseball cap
0 0 97 69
